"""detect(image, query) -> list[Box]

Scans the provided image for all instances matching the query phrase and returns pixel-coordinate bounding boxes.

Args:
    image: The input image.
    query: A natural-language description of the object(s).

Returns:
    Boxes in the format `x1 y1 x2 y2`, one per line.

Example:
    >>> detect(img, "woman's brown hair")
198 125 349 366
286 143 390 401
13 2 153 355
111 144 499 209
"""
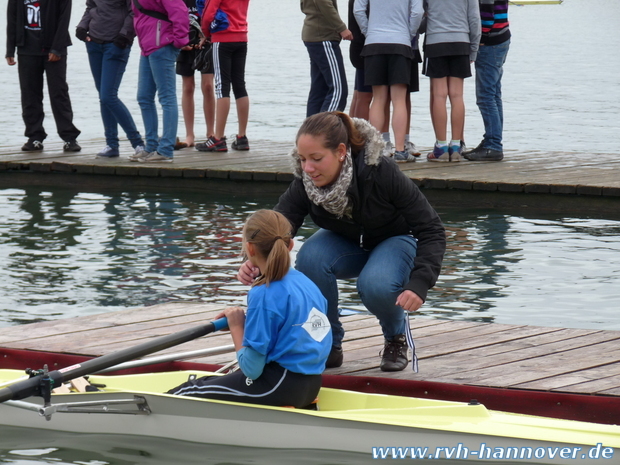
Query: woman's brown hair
243 209 292 287
296 111 365 153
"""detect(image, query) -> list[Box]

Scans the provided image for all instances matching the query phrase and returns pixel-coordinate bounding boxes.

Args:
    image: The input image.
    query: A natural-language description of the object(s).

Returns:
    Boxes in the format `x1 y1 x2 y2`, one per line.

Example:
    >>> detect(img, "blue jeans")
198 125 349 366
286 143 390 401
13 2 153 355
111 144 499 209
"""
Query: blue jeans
137 45 180 158
86 41 143 149
475 40 510 151
296 229 418 347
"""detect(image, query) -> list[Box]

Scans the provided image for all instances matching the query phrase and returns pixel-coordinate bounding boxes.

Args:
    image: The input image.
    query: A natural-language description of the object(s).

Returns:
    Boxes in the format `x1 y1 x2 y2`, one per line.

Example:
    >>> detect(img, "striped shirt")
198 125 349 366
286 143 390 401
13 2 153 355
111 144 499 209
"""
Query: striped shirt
480 0 511 46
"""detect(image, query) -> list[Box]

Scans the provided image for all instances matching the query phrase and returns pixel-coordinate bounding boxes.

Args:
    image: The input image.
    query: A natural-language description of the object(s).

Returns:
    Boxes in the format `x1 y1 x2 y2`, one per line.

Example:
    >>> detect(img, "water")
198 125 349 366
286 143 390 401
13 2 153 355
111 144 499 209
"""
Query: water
0 0 619 153
1 187 620 330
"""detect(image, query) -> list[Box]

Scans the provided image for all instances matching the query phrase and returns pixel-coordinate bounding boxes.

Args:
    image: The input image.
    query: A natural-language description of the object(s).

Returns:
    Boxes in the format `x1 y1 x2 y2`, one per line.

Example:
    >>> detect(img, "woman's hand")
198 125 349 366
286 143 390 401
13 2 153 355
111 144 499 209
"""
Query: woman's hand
237 259 260 285
396 290 423 312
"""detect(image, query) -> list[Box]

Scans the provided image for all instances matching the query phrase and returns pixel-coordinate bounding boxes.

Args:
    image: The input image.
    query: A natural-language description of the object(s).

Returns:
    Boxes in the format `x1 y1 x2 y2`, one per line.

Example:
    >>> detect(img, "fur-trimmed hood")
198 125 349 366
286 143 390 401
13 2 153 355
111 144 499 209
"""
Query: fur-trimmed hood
289 118 386 177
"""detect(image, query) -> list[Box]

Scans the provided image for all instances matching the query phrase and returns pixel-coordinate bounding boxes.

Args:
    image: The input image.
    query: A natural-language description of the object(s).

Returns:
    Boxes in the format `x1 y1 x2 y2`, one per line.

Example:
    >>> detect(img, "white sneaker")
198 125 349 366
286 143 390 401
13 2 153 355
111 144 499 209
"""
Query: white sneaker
405 140 421 157
96 145 120 158
139 151 173 163
128 145 148 162
382 141 395 158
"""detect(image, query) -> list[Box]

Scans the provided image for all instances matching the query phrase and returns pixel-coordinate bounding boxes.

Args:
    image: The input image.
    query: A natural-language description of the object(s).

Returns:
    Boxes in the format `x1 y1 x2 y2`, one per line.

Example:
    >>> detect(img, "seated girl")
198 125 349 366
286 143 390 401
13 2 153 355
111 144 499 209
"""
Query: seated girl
167 209 331 408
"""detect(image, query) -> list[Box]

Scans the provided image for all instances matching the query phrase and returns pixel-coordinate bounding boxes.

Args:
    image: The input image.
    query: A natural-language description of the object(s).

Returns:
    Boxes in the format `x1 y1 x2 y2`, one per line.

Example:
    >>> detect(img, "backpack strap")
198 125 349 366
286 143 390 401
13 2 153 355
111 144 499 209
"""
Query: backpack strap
132 0 171 22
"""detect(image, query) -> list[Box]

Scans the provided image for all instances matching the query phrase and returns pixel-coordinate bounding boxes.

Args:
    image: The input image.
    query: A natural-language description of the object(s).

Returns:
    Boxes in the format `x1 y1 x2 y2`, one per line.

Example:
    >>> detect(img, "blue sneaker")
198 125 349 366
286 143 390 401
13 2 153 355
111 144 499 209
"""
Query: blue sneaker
393 150 416 163
448 140 465 162
96 145 120 158
427 143 455 162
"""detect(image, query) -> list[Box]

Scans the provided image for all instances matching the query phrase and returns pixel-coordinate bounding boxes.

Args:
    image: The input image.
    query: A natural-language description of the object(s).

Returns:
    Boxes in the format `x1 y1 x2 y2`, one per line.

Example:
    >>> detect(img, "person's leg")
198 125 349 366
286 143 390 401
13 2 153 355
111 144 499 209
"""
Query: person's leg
181 75 196 146
98 42 143 148
213 42 233 141
318 41 347 113
230 42 249 138
429 77 448 142
148 44 180 158
44 55 81 142
356 235 418 340
304 41 330 117
167 362 321 408
369 85 389 137
475 41 510 151
295 229 370 348
447 76 465 141
390 83 408 152
18 54 47 142
201 73 216 138
137 54 159 153
86 41 115 148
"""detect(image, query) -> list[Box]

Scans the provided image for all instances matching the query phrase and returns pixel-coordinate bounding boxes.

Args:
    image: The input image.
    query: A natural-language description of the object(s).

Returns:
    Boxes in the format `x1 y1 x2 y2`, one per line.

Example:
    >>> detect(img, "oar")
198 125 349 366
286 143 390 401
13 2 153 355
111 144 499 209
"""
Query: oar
0 317 228 404
94 343 236 374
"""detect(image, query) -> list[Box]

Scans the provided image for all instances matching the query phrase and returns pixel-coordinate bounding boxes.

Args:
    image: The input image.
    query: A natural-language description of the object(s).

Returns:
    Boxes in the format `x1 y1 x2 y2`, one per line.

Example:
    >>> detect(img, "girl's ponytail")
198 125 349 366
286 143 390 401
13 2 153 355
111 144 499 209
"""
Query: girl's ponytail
296 111 365 153
243 210 292 287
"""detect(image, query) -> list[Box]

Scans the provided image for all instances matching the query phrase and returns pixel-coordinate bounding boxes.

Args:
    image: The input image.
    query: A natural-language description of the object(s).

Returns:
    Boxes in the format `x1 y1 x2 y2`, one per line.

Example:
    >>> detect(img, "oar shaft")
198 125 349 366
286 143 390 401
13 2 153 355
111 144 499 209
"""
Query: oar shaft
94 344 236 374
0 317 228 403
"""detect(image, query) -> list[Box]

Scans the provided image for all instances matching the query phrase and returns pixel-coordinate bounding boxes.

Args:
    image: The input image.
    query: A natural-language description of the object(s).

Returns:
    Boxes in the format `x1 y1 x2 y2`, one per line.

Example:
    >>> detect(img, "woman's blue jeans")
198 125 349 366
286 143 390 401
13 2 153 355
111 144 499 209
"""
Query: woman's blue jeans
86 41 143 149
137 45 180 158
475 40 510 151
296 229 418 347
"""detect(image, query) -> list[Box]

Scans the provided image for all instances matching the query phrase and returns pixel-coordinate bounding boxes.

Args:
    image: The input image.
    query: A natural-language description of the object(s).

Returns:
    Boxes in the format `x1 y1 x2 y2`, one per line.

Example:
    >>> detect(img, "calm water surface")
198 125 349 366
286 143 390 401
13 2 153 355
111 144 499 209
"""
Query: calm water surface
0 0 618 153
1 187 619 330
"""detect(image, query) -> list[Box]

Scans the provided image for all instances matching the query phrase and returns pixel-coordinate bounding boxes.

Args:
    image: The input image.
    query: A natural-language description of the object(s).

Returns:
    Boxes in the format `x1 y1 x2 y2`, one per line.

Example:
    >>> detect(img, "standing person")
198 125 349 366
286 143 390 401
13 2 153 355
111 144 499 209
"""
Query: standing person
463 0 510 162
175 0 205 150
423 0 480 163
169 209 331 408
238 112 446 372
76 0 146 159
130 0 189 163
301 0 352 118
354 0 424 163
198 0 251 153
347 0 371 121
5 0 81 153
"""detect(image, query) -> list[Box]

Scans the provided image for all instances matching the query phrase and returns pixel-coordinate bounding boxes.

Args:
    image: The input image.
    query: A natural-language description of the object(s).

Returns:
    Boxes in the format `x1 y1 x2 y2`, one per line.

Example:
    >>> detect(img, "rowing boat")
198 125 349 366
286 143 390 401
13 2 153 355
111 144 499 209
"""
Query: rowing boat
1 368 618 464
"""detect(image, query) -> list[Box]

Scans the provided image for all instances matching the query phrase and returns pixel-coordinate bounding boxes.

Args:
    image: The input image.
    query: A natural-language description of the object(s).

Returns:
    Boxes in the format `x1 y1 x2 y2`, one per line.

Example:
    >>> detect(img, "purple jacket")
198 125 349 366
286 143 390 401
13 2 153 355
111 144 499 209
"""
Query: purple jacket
132 0 189 56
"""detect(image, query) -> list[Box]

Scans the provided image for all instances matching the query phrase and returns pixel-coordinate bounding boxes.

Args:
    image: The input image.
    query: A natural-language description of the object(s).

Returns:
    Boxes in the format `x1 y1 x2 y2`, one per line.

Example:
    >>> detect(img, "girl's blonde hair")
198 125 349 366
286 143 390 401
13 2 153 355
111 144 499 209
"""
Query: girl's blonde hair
243 209 292 287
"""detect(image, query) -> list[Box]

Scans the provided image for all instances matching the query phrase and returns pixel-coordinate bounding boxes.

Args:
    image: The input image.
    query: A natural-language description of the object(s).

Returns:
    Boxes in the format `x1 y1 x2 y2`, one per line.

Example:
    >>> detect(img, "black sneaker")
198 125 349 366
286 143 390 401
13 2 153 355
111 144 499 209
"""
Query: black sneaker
463 146 503 161
380 334 408 372
22 140 44 151
231 134 250 151
325 346 343 368
196 136 227 152
63 140 81 152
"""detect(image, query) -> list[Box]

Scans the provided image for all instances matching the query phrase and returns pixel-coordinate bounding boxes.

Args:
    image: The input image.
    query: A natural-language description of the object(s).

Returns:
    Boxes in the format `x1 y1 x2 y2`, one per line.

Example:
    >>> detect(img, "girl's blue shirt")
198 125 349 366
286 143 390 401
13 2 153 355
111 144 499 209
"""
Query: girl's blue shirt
239 268 331 379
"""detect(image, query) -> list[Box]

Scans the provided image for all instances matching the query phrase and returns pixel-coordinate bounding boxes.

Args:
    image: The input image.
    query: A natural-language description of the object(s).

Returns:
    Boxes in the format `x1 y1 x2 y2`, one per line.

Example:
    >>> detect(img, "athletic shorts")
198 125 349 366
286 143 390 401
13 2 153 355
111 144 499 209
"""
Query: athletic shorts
166 361 322 409
363 54 412 87
423 54 471 79
354 68 372 93
176 47 214 76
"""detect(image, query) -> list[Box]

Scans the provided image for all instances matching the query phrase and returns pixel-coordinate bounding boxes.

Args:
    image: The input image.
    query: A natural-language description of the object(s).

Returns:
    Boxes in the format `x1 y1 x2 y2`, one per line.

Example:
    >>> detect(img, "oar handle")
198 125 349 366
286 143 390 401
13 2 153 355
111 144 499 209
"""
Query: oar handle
212 317 228 332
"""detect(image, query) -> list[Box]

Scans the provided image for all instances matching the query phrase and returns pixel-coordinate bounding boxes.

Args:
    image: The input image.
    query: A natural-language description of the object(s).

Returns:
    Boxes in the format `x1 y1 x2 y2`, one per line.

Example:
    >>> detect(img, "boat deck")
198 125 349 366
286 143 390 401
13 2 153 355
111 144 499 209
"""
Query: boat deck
1 302 619 398
1 139 620 215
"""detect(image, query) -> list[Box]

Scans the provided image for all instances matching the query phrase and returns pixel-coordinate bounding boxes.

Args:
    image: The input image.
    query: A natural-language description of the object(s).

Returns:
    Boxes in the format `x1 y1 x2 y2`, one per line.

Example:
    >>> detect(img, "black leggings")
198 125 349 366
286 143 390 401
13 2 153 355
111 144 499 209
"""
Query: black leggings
212 41 247 99
167 362 321 409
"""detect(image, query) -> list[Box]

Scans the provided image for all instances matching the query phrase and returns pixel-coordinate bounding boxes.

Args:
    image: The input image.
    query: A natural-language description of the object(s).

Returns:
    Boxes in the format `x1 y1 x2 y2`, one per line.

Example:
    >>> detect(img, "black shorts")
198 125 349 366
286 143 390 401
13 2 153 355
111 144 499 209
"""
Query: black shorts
423 54 471 79
176 47 214 76
166 361 322 408
354 68 372 93
364 54 412 87
409 58 420 93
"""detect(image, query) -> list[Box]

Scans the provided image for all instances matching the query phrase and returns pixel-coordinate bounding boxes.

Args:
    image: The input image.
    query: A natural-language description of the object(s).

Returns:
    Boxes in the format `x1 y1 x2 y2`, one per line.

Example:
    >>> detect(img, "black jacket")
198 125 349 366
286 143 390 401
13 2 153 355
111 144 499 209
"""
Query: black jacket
6 0 73 57
275 119 446 301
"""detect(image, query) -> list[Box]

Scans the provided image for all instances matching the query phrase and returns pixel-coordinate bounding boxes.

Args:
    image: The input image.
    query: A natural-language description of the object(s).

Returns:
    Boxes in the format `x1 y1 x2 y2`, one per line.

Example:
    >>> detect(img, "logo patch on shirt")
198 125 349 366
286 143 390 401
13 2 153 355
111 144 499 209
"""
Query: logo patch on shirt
301 308 330 342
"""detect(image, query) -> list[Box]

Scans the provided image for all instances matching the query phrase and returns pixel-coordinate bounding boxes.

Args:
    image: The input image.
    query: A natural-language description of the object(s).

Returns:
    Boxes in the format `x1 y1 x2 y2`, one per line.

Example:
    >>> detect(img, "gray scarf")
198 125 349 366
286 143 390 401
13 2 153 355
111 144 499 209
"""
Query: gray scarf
301 150 353 218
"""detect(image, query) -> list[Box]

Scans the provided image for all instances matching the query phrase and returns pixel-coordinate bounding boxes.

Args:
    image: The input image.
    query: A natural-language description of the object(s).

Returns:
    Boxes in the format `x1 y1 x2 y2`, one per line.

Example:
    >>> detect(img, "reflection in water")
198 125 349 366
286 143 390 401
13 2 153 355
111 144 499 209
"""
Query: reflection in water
1 188 620 330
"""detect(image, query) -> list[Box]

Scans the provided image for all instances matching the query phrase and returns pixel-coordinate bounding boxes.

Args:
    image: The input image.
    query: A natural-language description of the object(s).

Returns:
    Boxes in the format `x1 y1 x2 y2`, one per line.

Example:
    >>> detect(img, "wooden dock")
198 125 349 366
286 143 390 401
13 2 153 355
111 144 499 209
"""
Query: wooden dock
1 302 619 398
1 139 620 214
